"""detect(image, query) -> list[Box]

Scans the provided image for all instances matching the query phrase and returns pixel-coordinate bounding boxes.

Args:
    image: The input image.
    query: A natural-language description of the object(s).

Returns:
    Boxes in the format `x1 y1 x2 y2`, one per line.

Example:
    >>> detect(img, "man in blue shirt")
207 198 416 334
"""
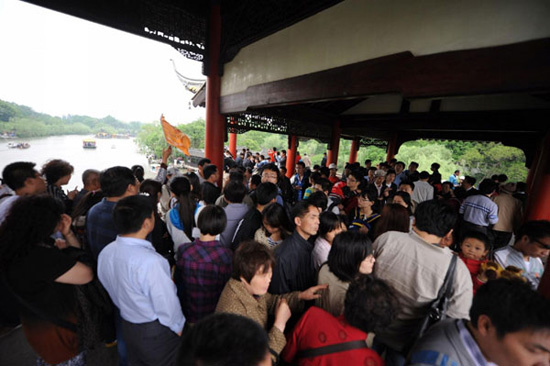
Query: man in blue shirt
86 166 139 260
448 170 460 187
99 195 185 366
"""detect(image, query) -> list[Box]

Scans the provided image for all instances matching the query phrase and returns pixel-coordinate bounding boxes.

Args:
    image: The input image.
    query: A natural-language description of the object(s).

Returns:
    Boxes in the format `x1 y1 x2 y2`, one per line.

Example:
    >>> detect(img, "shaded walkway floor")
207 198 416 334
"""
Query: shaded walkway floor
0 326 118 366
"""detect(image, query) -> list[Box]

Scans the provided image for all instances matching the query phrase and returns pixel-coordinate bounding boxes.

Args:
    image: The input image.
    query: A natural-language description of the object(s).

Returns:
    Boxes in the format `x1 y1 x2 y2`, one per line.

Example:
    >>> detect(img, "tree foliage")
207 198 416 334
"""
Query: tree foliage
0 99 142 138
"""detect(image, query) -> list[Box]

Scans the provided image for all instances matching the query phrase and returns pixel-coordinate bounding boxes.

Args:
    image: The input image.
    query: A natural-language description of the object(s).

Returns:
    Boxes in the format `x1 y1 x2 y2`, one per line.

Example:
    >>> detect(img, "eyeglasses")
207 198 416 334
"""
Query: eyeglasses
533 239 550 250
262 174 278 180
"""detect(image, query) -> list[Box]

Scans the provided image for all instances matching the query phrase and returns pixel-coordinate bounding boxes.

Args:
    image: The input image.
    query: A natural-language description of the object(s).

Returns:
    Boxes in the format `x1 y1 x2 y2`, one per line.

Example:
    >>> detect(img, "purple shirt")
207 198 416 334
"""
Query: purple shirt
175 238 232 323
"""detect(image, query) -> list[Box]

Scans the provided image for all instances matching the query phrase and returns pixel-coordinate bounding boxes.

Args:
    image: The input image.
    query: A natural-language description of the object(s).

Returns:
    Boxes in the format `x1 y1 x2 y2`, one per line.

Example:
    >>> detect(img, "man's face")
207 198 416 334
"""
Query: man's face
395 163 404 174
88 173 101 191
347 175 359 191
261 169 278 184
375 175 385 186
28 171 47 194
409 164 417 173
522 235 550 259
296 164 304 176
386 173 396 184
295 206 320 239
399 184 413 195
212 169 219 182
481 323 550 366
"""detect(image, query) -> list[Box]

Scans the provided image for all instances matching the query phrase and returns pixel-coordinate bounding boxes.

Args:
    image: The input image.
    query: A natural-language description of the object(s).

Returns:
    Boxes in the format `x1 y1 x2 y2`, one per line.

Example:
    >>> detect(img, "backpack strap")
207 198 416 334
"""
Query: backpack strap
297 339 368 359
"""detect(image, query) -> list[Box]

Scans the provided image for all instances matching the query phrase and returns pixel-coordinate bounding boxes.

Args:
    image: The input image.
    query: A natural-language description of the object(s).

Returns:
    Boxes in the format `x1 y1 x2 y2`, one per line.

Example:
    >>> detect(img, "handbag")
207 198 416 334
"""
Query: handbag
405 254 458 353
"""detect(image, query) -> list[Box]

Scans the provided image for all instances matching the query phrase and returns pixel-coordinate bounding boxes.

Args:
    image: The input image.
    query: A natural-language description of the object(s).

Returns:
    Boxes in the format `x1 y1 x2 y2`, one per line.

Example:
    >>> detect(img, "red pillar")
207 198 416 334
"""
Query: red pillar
386 134 398 162
526 147 541 193
539 265 550 300
349 137 359 164
327 121 341 166
286 135 297 178
229 132 237 159
526 131 550 221
205 4 225 188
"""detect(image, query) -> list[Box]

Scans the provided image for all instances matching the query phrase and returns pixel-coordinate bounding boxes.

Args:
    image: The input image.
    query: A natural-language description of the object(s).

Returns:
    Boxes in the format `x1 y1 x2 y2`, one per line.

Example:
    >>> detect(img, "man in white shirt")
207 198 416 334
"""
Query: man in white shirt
411 171 434 205
494 220 550 288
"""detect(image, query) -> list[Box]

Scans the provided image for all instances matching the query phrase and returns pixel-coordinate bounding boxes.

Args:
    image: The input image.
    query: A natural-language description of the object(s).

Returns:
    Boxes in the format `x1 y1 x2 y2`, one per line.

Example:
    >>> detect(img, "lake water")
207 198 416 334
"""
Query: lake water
0 135 155 189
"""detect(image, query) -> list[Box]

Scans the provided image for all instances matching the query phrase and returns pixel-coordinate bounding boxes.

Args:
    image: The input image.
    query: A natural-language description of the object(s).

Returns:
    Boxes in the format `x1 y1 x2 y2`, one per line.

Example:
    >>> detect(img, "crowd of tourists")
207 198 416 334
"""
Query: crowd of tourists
0 145 549 366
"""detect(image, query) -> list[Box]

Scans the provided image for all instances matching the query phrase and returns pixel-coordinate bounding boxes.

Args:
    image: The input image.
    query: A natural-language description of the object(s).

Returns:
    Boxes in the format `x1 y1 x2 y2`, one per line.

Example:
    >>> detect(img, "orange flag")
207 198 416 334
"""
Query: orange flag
161 114 191 156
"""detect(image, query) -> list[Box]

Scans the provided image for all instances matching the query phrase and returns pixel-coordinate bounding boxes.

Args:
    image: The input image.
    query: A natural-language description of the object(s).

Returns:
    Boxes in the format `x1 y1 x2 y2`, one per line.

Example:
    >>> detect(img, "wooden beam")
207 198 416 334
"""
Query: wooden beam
340 109 550 134
220 38 550 114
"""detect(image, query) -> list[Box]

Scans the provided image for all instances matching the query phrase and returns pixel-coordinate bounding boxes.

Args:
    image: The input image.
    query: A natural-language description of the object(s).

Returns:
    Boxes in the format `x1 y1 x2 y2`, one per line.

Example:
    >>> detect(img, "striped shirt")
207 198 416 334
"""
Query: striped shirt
457 319 497 366
175 239 232 323
459 195 498 227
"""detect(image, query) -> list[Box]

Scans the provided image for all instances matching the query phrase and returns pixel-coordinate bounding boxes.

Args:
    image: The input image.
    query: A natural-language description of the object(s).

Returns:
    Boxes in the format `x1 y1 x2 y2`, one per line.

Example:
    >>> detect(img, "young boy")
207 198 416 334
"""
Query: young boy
458 231 490 294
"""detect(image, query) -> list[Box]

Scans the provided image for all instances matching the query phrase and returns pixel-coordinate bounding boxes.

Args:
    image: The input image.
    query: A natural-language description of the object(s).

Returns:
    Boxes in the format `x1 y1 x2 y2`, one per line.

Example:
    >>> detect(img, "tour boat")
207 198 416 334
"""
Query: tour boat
8 142 30 149
83 139 97 149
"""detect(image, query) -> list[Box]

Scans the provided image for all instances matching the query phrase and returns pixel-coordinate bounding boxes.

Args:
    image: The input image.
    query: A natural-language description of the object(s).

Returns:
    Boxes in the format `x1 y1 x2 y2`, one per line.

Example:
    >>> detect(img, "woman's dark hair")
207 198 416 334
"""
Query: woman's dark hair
131 165 145 183
0 195 64 269
113 195 155 235
262 203 293 239
41 159 74 185
197 205 227 236
327 231 373 282
71 189 105 220
170 177 196 239
140 179 162 205
184 172 202 202
232 241 276 283
393 191 413 216
374 204 410 239
344 275 399 334
319 211 343 239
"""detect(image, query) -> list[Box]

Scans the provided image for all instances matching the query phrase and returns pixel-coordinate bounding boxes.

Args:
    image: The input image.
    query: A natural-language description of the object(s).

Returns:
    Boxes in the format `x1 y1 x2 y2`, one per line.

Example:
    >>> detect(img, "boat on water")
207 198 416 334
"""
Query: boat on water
83 139 97 149
8 142 30 149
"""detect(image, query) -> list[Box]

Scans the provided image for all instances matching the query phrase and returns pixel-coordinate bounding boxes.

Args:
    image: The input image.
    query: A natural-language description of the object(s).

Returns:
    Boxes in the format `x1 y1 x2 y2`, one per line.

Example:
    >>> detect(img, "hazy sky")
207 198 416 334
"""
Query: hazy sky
0 0 206 124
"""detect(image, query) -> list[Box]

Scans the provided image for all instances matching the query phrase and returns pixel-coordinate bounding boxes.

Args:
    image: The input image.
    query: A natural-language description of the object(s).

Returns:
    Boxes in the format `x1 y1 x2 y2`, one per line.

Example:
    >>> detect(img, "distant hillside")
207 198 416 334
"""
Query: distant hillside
0 99 142 138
